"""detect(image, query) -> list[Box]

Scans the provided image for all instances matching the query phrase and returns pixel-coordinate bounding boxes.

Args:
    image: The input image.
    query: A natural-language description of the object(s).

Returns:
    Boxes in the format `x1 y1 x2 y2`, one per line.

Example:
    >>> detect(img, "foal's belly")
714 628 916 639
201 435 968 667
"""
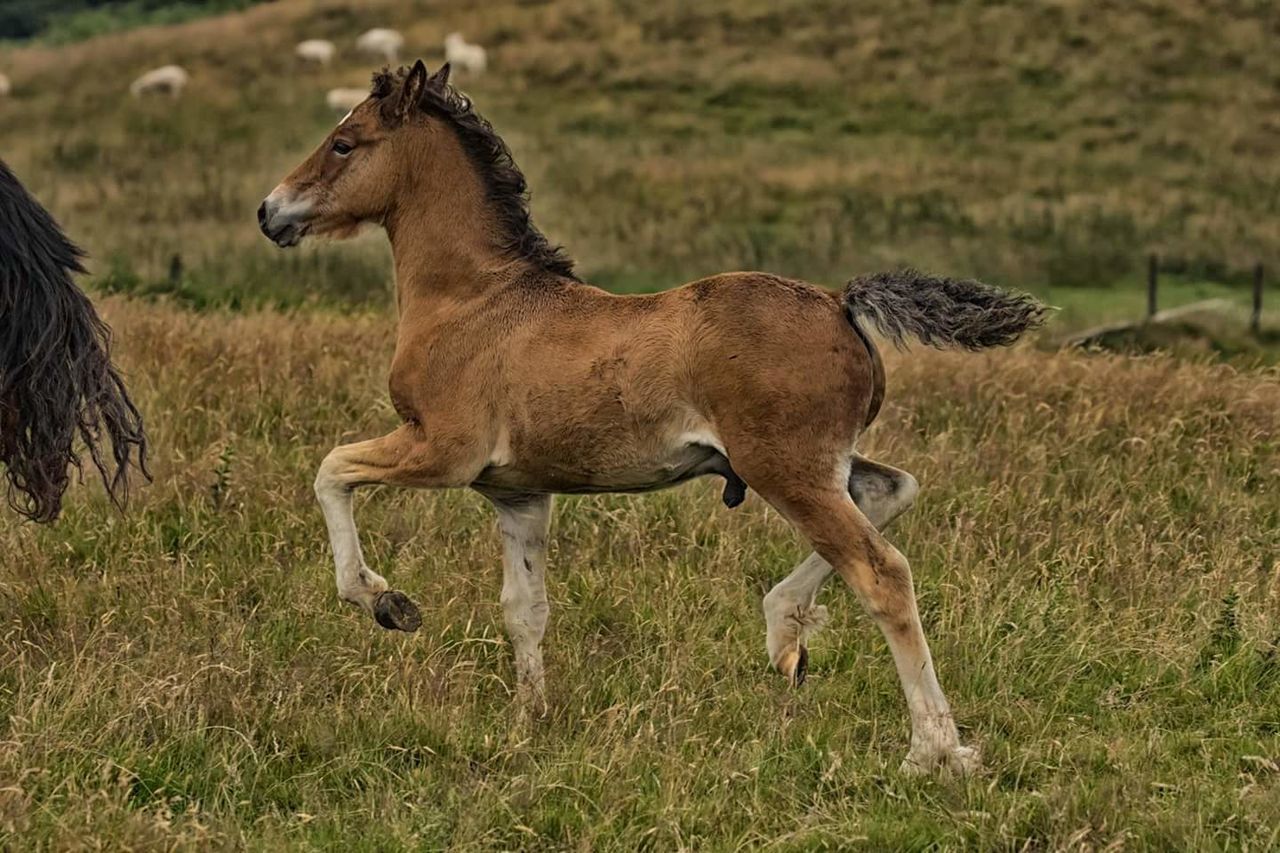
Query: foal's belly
472 440 729 496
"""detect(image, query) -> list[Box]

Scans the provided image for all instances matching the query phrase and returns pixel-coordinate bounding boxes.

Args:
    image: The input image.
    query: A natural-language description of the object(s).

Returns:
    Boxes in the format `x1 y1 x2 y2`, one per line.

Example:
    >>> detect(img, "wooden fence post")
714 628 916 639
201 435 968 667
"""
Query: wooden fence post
1147 254 1158 321
1253 263 1263 335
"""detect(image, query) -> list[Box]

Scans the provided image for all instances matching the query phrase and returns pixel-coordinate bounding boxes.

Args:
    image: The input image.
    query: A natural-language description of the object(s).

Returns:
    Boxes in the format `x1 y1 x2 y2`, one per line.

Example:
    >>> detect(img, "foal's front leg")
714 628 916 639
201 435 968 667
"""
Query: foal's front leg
314 425 476 631
484 493 553 715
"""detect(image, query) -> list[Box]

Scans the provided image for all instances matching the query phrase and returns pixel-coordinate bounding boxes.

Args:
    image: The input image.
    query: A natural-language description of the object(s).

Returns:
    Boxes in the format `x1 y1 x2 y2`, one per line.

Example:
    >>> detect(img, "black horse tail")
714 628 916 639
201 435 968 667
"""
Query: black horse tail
0 159 148 522
843 269 1047 351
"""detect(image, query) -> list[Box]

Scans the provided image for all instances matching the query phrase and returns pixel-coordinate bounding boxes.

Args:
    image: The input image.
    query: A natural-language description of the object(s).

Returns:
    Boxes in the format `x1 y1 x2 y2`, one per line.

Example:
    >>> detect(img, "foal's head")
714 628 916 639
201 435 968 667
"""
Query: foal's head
258 60 576 278
258 61 447 247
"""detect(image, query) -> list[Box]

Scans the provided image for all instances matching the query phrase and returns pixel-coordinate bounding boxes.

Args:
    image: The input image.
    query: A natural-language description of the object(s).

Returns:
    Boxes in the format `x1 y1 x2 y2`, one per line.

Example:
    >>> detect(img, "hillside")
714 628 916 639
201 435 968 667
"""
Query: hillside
0 0 1277 310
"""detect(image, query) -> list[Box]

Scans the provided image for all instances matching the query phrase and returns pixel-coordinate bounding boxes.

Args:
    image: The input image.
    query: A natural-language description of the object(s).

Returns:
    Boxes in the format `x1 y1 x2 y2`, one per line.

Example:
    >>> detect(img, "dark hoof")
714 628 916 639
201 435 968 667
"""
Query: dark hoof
374 590 421 632
794 646 808 687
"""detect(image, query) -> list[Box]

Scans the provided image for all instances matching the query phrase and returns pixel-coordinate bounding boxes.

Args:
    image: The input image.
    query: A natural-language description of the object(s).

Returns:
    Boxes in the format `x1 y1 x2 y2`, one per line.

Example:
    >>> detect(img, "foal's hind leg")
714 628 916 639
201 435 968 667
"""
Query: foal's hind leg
764 457 919 685
763 553 830 687
848 456 920 529
756 479 976 776
484 492 553 716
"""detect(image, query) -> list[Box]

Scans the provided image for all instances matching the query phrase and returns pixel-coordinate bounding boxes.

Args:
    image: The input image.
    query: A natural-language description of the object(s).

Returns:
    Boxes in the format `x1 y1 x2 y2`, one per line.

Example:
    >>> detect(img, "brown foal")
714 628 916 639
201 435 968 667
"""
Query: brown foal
258 61 1045 776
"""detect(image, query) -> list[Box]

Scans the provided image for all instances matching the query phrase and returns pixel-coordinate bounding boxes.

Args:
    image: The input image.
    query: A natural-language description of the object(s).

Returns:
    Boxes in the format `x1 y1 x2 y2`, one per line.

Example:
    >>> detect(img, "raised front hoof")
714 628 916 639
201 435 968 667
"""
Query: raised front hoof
774 646 809 688
899 744 980 779
373 590 422 632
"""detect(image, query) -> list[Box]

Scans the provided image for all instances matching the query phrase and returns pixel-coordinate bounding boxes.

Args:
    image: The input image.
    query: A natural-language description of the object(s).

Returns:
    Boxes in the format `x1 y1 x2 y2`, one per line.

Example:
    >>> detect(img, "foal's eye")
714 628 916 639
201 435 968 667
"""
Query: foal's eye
331 140 354 156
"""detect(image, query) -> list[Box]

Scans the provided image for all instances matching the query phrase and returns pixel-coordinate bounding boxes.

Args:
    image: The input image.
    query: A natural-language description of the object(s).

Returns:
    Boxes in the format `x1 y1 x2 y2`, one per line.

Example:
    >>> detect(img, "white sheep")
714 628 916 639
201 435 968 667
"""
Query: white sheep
444 32 487 76
326 88 368 115
295 39 336 66
0 73 10 97
129 65 189 98
356 28 405 63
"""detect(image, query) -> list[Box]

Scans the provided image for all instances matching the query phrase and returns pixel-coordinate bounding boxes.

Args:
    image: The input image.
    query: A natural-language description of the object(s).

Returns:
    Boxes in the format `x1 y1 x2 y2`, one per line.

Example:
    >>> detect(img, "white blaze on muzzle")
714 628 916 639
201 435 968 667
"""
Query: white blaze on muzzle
258 185 316 248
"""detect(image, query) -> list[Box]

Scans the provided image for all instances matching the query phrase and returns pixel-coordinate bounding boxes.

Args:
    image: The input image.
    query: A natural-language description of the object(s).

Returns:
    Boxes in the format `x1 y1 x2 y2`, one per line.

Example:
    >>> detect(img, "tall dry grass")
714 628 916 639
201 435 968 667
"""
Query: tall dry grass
1 297 1276 848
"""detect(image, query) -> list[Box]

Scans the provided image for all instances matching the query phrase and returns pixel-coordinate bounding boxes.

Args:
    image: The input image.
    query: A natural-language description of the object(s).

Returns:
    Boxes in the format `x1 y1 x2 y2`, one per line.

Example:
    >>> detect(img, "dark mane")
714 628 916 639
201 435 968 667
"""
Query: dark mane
372 67 579 281
0 159 149 522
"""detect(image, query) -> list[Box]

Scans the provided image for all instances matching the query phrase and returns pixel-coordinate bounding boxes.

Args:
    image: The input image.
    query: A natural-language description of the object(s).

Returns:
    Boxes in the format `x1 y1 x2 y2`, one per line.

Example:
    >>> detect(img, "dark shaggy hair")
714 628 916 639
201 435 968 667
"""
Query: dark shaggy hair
371 65 579 280
844 269 1048 351
0 159 149 522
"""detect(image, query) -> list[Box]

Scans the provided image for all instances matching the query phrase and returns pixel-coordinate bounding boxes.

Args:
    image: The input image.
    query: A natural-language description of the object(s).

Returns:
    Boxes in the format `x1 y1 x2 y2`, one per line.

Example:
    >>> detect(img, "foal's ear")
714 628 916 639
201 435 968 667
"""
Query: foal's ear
430 62 451 87
392 59 428 123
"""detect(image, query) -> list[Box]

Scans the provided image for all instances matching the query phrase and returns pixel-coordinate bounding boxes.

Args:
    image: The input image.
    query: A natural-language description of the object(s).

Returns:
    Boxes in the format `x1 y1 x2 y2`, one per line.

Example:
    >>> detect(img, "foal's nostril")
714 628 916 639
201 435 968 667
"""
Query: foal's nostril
256 202 268 228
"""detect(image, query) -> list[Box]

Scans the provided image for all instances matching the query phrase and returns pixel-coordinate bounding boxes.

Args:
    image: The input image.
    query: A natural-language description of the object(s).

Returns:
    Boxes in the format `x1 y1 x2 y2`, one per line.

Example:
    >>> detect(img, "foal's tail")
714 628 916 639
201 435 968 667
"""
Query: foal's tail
0 159 149 522
843 269 1047 351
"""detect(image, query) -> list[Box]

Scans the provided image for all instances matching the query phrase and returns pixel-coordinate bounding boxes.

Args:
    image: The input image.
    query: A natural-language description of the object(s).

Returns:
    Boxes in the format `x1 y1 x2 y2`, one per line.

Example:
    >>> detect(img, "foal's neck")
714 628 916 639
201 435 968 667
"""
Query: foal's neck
383 132 523 316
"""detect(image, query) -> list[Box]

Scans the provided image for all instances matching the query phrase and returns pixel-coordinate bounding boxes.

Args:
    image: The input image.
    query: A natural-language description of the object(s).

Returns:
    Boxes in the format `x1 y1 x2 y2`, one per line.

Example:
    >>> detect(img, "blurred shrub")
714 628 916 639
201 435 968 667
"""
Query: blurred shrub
1 0 263 43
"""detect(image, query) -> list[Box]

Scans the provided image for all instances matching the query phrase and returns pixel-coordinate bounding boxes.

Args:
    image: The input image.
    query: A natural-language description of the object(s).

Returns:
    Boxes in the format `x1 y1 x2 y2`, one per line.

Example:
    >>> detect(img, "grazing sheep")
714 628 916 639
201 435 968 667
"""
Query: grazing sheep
326 87 368 115
129 65 188 98
0 73 10 97
444 32 487 76
295 39 336 66
356 28 404 62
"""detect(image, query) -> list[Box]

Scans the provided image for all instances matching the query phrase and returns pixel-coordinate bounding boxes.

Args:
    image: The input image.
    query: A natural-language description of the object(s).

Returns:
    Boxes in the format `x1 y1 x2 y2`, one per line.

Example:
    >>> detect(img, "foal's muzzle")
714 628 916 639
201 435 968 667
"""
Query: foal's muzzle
257 190 311 248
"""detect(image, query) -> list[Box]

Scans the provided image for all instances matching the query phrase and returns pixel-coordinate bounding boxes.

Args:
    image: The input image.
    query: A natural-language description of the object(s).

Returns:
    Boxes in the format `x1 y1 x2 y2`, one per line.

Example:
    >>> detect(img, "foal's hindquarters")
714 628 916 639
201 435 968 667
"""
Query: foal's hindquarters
680 276 977 775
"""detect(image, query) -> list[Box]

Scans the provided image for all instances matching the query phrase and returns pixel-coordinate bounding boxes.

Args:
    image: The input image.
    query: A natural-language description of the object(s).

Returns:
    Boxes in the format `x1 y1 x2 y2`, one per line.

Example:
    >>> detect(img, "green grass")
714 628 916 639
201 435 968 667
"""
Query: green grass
1 299 1278 849
1042 276 1277 330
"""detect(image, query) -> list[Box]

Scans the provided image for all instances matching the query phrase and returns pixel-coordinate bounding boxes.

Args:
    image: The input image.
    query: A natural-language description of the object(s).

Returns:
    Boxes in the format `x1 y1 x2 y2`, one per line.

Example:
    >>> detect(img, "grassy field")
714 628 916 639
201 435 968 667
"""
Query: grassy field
3 0 1280 848
1 298 1277 849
